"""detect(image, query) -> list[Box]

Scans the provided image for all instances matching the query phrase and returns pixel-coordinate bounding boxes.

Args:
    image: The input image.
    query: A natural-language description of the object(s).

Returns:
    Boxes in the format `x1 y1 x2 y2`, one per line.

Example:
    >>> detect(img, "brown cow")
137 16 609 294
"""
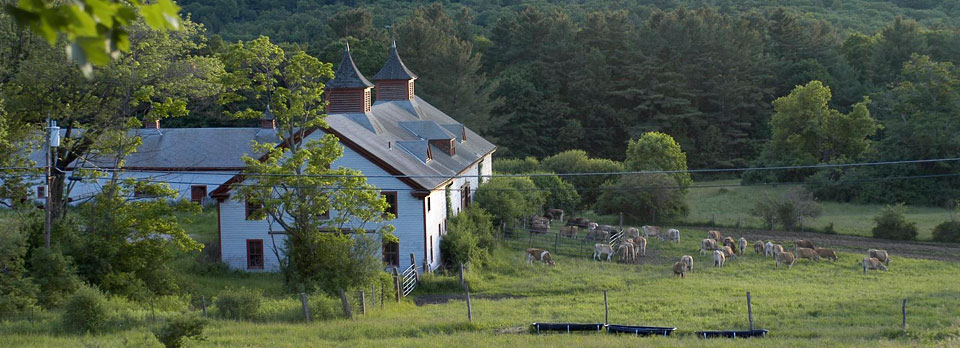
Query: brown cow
738 238 748 255
700 239 718 256
795 239 816 250
624 227 640 240
635 237 647 257
525 248 556 266
862 257 888 274
559 225 578 238
722 246 737 260
776 251 796 269
722 237 737 252
795 247 819 262
666 229 681 243
642 225 664 240
867 249 890 266
680 255 694 272
707 230 722 241
754 241 765 255
544 208 564 222
673 261 687 278
815 248 839 261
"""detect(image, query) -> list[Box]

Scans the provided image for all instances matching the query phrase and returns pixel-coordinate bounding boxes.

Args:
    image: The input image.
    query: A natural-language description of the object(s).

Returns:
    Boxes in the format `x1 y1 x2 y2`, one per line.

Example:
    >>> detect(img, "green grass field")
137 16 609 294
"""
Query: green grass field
3 227 959 347
684 180 955 240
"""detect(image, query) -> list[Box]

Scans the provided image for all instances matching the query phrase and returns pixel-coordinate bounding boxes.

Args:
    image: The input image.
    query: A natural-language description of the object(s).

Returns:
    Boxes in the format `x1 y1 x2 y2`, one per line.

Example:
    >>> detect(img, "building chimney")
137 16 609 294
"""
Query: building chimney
429 138 456 156
260 105 276 129
371 41 418 101
326 43 374 114
145 119 160 129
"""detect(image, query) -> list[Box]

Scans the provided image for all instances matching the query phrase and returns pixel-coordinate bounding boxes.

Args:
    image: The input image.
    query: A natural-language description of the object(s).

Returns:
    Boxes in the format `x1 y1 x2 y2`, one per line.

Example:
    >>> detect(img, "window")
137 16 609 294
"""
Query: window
190 185 206 203
427 197 431 212
382 191 398 217
429 236 434 263
133 185 148 198
317 209 330 220
247 239 264 269
37 186 45 198
460 183 471 210
245 197 263 220
382 240 399 267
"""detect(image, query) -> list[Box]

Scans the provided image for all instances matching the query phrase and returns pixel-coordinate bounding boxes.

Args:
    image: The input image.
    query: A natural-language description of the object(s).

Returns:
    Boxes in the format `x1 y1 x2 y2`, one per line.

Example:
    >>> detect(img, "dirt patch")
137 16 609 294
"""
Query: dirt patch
414 293 527 306
495 326 528 335
688 227 960 262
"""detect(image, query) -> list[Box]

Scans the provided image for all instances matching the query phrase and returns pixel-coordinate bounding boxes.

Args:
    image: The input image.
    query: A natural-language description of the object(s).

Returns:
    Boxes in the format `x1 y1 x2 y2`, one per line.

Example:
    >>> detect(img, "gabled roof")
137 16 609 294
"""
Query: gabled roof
371 41 417 81
30 128 280 170
326 45 374 89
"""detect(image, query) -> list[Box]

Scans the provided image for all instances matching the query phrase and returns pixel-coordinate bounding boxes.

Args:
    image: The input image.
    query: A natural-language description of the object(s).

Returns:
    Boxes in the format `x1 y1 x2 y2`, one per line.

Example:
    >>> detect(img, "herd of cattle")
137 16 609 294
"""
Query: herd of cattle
523 213 894 277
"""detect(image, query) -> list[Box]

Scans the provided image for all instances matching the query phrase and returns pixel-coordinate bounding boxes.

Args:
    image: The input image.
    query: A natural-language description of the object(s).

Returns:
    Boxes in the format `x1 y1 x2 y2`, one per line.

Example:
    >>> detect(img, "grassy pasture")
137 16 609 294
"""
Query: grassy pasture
3 228 959 347
683 180 954 240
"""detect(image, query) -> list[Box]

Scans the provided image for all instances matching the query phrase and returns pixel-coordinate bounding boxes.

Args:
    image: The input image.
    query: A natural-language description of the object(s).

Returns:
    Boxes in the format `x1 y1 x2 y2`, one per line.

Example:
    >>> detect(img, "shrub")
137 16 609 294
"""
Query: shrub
529 173 580 214
441 207 497 270
932 220 960 243
308 293 345 321
541 150 624 207
475 177 544 224
751 187 822 231
28 248 81 308
63 286 110 333
595 173 688 223
154 314 207 348
872 203 918 240
0 225 39 315
214 288 262 320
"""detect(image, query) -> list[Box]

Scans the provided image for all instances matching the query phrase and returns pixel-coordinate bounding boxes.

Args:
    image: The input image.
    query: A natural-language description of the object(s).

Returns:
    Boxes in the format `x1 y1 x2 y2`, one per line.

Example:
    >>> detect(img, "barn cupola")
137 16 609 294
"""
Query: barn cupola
260 104 276 129
326 43 374 114
371 41 417 101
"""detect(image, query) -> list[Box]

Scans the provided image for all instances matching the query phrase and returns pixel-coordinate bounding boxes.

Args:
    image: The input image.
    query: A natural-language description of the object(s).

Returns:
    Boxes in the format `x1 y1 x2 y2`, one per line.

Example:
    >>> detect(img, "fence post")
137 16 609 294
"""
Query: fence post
747 292 754 331
392 267 401 303
371 285 376 309
359 290 366 316
380 279 386 308
603 290 609 326
200 295 207 318
300 293 312 322
465 283 473 322
410 253 419 281
902 299 907 331
339 288 353 320
459 263 465 286
554 231 559 252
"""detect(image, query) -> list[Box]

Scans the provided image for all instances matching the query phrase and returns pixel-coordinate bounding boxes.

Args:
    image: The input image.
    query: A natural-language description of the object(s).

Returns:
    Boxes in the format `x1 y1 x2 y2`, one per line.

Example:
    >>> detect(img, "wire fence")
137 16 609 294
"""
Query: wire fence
501 226 623 259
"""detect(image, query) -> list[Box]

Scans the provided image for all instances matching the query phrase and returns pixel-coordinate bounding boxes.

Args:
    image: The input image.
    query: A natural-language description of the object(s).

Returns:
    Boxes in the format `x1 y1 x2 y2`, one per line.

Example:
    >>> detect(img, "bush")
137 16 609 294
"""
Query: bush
63 286 110 333
0 225 39 315
28 248 81 308
308 293 346 321
595 173 688 223
475 177 544 224
872 203 919 240
932 220 960 243
440 207 496 270
541 150 624 207
529 173 580 214
214 288 262 320
751 187 822 231
154 314 207 348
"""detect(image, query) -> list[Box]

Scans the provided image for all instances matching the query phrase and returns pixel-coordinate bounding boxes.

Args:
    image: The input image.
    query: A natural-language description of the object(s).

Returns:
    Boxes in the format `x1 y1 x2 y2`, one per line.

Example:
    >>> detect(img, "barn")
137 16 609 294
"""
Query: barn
209 42 496 273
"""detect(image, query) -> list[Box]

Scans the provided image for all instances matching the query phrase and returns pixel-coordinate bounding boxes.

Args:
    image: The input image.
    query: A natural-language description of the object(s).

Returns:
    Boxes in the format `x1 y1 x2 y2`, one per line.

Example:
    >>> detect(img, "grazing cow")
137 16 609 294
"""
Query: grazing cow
666 229 681 243
754 241 765 255
795 247 819 262
815 248 839 261
795 239 816 250
867 249 890 266
776 251 796 269
586 229 610 241
722 237 736 250
624 227 640 240
699 239 718 256
635 237 647 257
525 248 556 266
642 225 664 241
713 250 726 268
617 242 635 262
594 243 615 262
771 244 785 257
559 225 578 238
673 262 687 278
529 215 550 234
707 230 722 241
566 217 592 229
680 255 694 272
623 239 639 260
544 209 564 222
862 257 888 274
722 246 737 260
764 242 775 258
738 238 748 255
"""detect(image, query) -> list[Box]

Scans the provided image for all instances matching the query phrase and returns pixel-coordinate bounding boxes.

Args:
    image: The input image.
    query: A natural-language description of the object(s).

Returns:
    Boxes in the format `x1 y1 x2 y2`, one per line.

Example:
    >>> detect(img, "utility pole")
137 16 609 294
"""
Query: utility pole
44 119 60 249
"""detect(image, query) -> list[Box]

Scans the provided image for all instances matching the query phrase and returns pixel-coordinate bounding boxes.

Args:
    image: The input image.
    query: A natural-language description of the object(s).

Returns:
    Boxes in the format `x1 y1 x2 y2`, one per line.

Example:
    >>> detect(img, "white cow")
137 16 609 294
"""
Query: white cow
594 243 615 262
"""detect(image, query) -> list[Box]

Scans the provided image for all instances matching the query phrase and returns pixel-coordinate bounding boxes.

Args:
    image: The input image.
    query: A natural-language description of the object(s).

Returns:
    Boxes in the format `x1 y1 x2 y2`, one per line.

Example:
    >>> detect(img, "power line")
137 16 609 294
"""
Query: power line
3 156 958 180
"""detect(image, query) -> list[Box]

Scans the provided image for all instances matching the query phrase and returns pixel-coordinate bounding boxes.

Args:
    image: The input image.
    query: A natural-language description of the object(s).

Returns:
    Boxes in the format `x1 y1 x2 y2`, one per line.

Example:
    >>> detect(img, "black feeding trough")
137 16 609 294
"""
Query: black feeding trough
531 322 604 334
695 329 769 338
606 324 677 336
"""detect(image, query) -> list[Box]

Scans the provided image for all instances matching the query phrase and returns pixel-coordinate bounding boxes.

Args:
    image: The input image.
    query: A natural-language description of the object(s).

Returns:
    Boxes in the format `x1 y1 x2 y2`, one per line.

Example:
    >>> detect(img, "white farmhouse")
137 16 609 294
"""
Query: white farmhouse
210 43 496 273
